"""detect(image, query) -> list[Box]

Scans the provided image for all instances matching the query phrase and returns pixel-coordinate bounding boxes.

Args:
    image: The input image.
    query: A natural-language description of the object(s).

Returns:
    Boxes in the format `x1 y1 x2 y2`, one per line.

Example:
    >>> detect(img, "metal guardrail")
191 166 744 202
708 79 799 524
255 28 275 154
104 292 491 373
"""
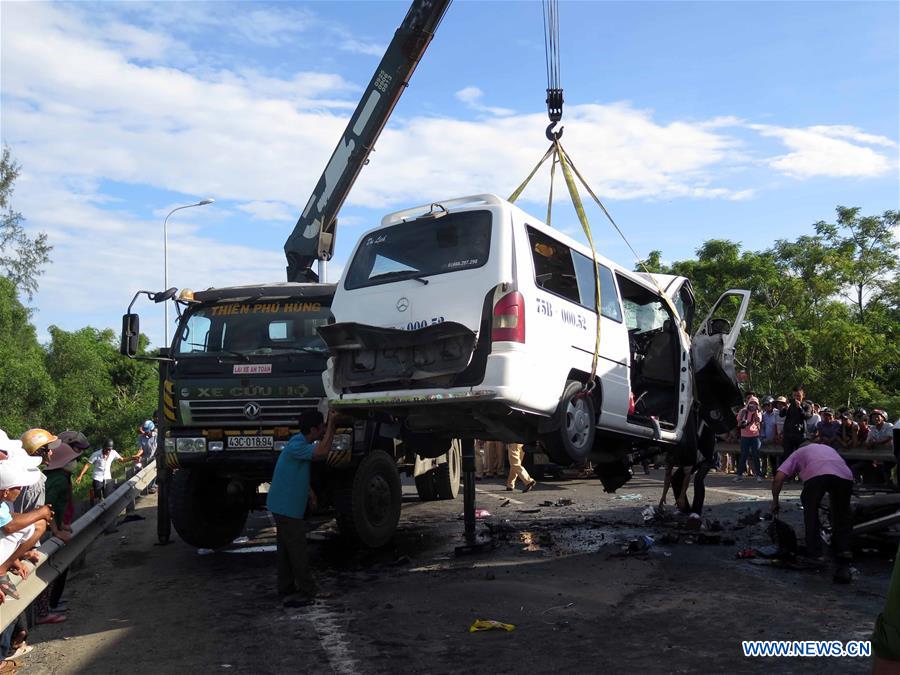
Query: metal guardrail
717 442 895 462
1 462 158 631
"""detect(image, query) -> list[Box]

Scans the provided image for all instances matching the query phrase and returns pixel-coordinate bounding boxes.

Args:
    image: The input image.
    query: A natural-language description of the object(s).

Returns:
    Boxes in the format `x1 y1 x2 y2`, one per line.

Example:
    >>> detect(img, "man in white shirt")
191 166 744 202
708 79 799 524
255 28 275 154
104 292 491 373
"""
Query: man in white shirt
76 439 141 505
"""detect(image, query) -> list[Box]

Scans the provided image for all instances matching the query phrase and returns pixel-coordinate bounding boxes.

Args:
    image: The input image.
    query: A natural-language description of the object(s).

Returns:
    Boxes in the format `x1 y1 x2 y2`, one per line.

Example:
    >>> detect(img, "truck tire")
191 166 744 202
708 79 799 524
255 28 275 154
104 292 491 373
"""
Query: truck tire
415 471 437 501
336 450 401 548
541 380 596 465
433 440 461 500
169 468 249 549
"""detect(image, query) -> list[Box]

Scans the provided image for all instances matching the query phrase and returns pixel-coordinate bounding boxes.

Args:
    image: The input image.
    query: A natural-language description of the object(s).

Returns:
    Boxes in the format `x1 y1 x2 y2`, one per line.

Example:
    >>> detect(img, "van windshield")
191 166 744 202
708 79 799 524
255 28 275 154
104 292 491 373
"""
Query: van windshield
344 210 492 290
175 301 331 357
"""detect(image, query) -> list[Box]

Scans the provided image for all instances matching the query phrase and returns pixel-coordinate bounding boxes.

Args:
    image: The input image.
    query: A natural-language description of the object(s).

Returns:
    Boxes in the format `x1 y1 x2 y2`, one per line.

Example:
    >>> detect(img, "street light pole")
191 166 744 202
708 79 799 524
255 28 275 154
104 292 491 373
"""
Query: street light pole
163 198 214 346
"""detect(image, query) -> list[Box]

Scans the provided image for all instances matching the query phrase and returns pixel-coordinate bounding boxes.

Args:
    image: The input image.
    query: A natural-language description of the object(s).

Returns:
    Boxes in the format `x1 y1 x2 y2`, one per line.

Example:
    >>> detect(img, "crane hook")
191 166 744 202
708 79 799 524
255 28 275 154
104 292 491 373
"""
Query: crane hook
546 121 564 141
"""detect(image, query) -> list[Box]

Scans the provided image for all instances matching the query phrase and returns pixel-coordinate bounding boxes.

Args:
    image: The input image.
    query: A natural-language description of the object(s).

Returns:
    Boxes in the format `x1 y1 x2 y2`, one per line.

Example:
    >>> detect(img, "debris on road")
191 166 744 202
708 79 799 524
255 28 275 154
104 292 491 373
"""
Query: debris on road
626 535 655 553
469 619 516 633
616 493 643 501
737 510 762 526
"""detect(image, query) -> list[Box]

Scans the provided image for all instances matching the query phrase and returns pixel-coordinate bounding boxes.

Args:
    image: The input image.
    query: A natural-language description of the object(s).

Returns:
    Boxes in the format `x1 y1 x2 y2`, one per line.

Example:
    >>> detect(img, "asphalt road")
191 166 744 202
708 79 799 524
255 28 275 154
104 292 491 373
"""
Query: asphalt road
15 469 894 674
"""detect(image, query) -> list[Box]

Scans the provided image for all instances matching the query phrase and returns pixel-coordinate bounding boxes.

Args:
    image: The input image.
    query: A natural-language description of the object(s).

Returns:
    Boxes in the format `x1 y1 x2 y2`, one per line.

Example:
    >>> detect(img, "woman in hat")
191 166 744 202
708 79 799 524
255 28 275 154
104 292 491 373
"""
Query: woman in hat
43 432 87 615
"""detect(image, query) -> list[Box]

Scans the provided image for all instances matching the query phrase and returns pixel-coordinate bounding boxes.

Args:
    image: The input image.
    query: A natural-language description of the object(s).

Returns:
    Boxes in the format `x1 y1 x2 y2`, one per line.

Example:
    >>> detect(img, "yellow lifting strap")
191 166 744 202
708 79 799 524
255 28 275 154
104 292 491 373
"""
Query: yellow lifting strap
508 140 603 389
558 147 687 336
508 139 689 390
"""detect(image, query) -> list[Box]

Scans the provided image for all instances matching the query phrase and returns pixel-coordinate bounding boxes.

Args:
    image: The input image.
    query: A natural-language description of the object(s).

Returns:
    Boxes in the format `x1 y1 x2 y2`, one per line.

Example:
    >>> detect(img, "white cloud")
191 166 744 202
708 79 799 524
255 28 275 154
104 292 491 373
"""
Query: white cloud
237 201 297 224
353 102 748 205
750 124 896 178
454 85 516 117
338 37 386 57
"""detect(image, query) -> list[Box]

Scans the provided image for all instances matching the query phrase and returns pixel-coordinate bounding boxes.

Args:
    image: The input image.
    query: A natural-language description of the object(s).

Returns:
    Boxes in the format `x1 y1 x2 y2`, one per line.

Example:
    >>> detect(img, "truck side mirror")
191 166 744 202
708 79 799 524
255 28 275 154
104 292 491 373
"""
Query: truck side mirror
151 287 178 303
121 313 140 357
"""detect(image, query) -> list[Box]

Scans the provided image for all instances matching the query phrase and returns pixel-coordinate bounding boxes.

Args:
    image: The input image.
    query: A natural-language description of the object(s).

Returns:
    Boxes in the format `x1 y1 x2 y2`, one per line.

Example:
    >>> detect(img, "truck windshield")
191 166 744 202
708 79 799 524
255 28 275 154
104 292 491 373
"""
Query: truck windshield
343 210 492 290
175 301 331 357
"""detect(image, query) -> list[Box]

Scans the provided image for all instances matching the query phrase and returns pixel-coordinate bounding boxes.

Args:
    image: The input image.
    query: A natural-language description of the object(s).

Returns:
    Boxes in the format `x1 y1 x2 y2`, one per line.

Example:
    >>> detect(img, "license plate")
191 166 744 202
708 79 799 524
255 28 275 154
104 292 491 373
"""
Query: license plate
227 436 274 449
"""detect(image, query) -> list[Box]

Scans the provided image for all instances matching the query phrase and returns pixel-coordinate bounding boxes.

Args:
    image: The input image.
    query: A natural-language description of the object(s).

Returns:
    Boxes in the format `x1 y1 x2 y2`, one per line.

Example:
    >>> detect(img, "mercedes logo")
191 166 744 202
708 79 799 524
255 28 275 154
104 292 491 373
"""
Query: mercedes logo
243 402 261 419
396 297 409 312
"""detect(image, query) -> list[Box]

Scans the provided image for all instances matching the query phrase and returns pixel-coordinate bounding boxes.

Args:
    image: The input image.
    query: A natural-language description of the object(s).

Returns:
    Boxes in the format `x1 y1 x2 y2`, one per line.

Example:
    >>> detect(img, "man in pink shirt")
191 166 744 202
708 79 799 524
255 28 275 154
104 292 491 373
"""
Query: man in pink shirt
771 442 854 583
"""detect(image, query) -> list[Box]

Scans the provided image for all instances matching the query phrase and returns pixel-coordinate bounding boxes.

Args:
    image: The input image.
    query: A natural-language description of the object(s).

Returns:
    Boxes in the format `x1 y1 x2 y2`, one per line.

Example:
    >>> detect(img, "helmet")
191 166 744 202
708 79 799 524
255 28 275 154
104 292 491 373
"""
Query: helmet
871 409 888 421
775 396 788 404
821 407 833 416
20 428 61 456
103 438 115 450
762 396 775 405
854 407 867 418
141 420 155 433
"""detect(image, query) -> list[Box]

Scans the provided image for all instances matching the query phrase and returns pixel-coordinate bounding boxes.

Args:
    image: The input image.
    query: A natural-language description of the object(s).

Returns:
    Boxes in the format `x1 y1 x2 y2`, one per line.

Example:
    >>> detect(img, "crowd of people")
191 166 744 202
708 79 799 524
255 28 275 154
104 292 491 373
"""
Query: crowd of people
721 388 895 482
0 420 157 673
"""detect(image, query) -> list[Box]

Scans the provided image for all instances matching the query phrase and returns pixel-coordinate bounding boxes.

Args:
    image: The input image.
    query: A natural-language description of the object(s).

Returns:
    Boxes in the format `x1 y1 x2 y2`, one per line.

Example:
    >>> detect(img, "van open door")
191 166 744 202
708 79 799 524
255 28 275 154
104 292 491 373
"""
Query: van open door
691 289 751 433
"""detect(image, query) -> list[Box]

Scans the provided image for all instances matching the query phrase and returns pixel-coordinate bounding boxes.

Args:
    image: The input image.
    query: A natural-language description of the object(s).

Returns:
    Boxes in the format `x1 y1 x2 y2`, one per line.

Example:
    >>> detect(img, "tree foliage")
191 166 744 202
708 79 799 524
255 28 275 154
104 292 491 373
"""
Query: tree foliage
640 207 900 413
1 146 52 301
0 279 159 452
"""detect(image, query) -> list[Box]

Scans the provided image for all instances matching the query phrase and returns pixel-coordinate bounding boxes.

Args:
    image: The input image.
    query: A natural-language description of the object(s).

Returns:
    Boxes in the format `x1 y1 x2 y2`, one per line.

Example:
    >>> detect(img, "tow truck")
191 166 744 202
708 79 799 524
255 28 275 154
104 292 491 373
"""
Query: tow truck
120 0 454 549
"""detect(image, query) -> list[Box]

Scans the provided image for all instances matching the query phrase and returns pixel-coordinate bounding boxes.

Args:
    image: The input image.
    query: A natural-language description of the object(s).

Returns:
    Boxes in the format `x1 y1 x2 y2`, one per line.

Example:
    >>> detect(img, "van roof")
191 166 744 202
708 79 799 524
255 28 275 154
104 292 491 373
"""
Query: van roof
374 193 684 296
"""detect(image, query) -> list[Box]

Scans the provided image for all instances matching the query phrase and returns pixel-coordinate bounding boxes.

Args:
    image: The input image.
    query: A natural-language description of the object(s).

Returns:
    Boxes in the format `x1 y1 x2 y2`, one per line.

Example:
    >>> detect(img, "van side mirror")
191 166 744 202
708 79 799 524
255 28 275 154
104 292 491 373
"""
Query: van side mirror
121 313 140 357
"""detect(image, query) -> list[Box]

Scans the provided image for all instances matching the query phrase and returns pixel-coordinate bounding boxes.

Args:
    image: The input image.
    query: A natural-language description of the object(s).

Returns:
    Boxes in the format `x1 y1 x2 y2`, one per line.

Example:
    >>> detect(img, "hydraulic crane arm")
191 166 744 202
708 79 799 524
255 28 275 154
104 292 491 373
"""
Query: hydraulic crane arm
284 0 452 282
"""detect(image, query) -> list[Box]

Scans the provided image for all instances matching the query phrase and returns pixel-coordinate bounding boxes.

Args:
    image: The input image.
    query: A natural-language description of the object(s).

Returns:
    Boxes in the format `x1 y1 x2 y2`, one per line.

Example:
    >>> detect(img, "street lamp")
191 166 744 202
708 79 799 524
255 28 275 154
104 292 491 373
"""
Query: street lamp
163 198 214 346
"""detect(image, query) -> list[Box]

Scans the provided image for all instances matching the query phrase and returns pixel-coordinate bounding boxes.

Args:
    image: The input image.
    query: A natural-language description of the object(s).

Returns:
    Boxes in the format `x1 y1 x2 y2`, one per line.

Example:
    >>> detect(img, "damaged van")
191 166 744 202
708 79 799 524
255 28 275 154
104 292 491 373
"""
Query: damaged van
320 194 749 489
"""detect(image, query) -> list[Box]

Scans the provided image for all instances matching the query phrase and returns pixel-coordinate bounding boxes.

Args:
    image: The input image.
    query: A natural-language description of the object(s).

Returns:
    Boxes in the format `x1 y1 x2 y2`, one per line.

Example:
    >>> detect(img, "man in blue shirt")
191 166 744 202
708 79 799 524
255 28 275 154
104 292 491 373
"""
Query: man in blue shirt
267 409 335 607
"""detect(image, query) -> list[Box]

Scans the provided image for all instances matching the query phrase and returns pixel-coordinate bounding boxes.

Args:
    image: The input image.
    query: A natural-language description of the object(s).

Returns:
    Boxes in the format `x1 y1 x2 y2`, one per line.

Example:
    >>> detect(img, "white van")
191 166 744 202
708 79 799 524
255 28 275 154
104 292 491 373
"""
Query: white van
321 194 749 488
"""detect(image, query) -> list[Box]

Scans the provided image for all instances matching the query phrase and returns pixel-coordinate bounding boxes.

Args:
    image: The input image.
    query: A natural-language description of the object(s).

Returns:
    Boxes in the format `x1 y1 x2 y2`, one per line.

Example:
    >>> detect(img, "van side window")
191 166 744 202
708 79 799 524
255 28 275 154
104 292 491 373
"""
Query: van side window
570 253 622 322
527 227 579 304
598 265 622 322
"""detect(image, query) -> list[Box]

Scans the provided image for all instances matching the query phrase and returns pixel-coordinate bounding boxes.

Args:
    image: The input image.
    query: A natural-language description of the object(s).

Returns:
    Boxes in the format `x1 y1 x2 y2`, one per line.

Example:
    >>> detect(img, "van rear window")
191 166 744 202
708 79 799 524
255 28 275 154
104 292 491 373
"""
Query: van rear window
344 211 492 290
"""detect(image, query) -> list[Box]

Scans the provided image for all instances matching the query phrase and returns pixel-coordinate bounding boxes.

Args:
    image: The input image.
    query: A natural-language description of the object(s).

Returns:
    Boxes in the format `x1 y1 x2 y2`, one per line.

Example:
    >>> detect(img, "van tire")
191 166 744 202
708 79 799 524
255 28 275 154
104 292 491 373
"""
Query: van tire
336 450 401 548
542 380 596 464
433 440 461 500
415 470 437 501
169 468 249 549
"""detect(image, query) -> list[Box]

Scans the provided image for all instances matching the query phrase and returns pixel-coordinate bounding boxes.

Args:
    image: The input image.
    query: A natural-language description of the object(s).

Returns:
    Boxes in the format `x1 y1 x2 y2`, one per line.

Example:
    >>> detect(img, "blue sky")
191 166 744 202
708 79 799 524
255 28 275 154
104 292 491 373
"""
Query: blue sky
1 1 897 347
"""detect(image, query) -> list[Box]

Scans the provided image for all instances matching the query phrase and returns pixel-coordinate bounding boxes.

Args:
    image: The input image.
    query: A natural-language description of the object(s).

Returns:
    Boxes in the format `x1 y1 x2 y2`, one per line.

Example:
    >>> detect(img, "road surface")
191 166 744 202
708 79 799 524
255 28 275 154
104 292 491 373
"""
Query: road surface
15 469 892 674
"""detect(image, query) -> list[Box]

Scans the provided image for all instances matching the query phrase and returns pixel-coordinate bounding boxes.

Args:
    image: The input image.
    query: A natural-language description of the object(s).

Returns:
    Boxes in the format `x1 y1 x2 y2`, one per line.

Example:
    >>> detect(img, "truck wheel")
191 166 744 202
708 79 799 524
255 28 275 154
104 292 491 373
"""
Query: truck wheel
541 380 596 464
337 450 401 548
169 468 249 549
433 440 461 500
414 471 437 501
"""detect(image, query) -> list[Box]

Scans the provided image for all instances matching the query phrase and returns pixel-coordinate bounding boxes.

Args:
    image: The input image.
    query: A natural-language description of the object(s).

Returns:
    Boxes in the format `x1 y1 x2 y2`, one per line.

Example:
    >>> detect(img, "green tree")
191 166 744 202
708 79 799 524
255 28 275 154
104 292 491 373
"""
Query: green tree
44 326 159 451
814 206 899 323
0 277 56 434
1 146 52 301
653 208 900 412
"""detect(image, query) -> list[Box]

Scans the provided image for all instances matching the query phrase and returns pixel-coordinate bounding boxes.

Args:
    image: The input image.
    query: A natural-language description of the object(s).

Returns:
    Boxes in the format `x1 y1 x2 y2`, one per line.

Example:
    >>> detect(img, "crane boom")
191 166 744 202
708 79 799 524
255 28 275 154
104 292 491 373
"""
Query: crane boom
284 0 452 282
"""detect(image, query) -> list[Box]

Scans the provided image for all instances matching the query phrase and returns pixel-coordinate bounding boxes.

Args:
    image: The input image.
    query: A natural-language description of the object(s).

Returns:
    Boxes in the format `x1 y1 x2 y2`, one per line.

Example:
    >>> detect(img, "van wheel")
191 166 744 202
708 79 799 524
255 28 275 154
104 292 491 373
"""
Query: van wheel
336 450 401 548
542 380 596 464
433 440 461 500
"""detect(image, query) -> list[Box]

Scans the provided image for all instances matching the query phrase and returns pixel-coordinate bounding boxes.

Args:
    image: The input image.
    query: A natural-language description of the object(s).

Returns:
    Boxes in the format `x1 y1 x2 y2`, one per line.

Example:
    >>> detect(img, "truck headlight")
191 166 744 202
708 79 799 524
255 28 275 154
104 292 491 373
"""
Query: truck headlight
176 437 206 453
165 438 176 453
208 441 224 452
332 433 351 452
